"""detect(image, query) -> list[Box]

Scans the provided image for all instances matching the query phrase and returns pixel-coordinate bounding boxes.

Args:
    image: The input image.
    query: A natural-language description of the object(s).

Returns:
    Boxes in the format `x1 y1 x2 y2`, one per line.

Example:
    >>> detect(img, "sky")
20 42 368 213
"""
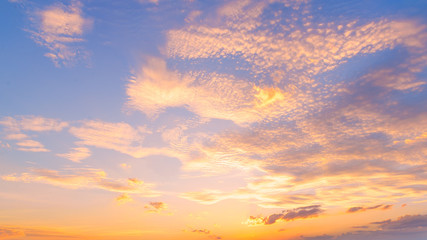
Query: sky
1 0 427 239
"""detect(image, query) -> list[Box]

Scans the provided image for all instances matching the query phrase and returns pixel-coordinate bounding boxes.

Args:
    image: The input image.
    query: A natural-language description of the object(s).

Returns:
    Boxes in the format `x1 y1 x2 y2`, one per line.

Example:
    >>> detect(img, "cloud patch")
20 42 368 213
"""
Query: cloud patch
144 201 168 213
29 1 92 66
245 205 323 225
57 147 91 162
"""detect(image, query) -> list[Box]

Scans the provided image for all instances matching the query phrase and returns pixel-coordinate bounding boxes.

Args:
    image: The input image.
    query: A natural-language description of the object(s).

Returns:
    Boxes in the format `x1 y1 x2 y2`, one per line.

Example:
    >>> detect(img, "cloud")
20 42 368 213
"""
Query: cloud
120 163 132 169
144 201 168 213
0 116 68 153
371 214 427 230
0 116 68 132
69 120 177 159
138 0 159 4
0 226 78 239
187 227 222 239
126 57 273 125
167 1 426 80
301 214 427 240
0 227 25 239
245 205 323 226
346 204 393 213
29 1 92 66
116 193 133 204
16 139 49 152
57 147 91 163
2 168 159 197
191 228 209 234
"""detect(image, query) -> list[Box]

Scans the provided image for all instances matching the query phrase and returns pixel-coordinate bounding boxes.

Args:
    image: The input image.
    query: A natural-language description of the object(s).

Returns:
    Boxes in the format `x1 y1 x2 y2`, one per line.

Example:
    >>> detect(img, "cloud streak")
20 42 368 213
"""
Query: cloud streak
2 168 159 197
347 204 392 213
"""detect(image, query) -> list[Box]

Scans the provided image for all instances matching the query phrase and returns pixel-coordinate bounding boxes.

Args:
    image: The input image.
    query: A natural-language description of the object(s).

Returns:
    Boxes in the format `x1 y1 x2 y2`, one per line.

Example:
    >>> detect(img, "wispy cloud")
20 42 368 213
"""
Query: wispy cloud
347 204 392 213
28 1 92 66
0 116 68 152
0 116 68 132
69 120 177 158
57 147 91 163
116 193 133 204
2 168 159 197
0 226 78 239
16 139 49 152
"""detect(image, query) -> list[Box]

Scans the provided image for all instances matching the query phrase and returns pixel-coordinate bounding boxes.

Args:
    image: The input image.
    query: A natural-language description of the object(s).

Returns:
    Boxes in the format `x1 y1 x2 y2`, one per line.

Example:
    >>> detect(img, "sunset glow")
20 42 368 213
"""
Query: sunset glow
1 0 427 239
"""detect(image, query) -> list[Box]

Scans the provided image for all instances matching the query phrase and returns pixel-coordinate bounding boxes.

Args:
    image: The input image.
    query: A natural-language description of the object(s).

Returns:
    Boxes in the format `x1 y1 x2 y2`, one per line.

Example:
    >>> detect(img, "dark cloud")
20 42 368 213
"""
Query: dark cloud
250 205 323 225
300 234 334 240
352 226 369 229
189 228 221 239
301 214 427 240
373 214 427 230
191 229 210 234
347 204 392 213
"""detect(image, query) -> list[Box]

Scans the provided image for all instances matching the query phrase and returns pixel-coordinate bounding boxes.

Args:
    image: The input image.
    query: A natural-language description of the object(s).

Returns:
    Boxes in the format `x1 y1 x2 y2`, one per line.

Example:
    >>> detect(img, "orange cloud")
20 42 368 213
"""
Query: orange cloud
116 193 133 204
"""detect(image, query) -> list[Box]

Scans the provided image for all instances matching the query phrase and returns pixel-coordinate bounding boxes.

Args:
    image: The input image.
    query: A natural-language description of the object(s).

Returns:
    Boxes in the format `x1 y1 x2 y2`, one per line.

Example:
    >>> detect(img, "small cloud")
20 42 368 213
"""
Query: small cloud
191 229 210 234
187 227 222 239
120 163 131 169
116 193 133 204
57 147 91 162
144 201 168 213
0 141 11 149
29 1 92 66
16 139 49 152
352 225 369 229
4 133 28 140
138 0 159 4
128 178 143 185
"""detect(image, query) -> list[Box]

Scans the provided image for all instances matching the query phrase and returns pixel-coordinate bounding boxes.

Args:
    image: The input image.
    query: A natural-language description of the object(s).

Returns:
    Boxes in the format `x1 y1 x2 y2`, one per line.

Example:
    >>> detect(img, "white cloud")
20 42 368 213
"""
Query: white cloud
29 1 92 66
69 120 178 158
57 147 91 163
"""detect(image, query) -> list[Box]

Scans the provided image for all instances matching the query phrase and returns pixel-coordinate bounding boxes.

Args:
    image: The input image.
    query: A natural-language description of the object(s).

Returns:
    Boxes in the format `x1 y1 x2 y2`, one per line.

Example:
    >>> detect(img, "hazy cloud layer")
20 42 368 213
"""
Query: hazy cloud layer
2 168 159 197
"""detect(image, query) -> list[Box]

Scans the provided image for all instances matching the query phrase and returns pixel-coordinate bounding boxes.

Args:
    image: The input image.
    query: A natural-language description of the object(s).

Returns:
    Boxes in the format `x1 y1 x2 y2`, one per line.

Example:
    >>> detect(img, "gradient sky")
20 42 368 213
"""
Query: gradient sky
1 0 427 239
